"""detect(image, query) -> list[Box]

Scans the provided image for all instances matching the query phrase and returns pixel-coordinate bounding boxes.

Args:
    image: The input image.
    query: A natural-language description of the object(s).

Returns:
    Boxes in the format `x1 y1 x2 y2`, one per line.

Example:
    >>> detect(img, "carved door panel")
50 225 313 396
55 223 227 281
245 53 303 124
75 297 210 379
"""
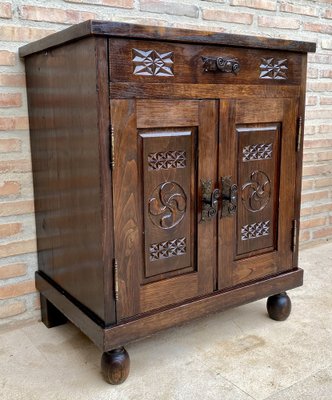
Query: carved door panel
111 99 217 320
218 98 297 289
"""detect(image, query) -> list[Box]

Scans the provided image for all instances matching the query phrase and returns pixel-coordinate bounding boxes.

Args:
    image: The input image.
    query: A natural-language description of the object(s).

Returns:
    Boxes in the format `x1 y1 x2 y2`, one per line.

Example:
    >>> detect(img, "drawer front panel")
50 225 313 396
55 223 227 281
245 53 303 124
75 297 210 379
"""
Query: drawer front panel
109 39 302 85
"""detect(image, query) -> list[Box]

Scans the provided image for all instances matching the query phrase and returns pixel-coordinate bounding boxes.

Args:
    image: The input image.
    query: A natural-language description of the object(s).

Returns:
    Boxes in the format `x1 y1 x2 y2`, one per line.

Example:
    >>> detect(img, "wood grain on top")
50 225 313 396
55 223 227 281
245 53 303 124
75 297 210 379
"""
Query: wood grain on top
19 20 316 57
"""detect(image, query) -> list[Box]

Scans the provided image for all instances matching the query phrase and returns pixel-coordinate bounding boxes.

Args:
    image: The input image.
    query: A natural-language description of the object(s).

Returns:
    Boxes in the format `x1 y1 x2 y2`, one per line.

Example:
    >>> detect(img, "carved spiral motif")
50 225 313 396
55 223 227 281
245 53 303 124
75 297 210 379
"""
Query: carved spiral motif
241 171 271 212
148 182 186 229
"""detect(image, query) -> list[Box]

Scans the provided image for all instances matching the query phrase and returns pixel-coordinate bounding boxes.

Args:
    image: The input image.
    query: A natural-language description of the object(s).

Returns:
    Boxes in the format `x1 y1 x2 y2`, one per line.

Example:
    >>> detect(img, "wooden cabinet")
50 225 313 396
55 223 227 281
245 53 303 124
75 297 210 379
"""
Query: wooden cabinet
20 21 315 384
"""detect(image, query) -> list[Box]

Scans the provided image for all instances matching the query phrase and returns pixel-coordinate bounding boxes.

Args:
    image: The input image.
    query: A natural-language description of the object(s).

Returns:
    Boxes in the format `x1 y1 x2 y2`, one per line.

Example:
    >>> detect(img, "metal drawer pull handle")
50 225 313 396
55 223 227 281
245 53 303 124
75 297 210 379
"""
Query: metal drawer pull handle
202 56 240 74
221 176 238 217
201 179 221 222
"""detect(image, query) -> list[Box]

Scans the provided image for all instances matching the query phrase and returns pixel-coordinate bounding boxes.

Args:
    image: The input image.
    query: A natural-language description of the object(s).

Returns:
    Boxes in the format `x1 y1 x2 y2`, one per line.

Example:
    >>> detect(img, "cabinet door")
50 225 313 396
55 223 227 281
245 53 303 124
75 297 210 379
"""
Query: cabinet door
111 99 217 320
218 98 297 289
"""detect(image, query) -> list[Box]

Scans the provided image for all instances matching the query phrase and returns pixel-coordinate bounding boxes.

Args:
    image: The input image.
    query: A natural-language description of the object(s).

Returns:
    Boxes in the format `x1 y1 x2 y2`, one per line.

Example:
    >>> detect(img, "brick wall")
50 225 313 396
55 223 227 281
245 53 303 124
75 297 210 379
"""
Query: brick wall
0 0 331 328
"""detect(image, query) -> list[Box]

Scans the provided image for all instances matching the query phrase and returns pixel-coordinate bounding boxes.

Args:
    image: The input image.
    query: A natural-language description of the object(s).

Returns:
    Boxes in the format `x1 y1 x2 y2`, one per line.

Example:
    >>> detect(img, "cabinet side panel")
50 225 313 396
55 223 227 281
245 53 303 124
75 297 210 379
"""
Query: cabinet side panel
25 37 107 321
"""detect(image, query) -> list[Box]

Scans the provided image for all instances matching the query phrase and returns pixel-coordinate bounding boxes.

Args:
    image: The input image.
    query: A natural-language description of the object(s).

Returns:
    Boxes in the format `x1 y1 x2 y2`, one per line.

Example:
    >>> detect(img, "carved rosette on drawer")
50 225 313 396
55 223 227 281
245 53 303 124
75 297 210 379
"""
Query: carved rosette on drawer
132 49 174 76
140 129 195 279
236 125 280 257
259 58 288 80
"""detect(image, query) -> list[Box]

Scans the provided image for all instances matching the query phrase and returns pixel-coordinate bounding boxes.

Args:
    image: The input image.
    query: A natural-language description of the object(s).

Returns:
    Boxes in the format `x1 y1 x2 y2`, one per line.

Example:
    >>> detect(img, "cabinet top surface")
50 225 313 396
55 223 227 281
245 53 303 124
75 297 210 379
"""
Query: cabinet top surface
19 20 316 57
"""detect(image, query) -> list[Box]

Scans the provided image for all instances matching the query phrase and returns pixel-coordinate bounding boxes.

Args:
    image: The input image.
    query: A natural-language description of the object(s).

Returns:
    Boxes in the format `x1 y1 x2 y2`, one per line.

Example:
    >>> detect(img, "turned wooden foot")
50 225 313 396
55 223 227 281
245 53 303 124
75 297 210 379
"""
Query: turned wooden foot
267 292 292 321
101 347 130 385
40 294 67 328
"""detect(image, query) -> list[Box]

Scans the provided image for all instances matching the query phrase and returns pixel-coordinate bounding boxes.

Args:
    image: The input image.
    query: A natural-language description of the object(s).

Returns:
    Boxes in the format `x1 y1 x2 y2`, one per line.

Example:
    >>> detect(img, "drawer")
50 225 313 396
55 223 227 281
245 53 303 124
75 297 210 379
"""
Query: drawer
109 39 303 85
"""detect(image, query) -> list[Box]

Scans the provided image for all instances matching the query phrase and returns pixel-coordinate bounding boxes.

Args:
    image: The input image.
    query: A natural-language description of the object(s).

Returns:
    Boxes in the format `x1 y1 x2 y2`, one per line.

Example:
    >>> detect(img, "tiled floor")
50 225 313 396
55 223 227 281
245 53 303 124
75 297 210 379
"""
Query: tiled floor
1 243 331 400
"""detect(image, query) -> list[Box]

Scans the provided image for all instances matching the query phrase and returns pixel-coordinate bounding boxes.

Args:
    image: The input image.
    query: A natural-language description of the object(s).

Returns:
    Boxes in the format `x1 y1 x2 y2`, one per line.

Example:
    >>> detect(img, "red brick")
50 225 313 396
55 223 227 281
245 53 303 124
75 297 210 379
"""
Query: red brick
0 74 26 87
301 178 313 190
321 70 332 79
230 0 276 11
301 217 327 230
280 2 317 17
311 203 332 215
303 152 315 162
315 177 332 188
65 0 134 8
301 190 329 203
317 125 332 134
303 164 331 177
320 97 332 105
322 9 332 19
0 160 31 173
140 0 199 17
0 26 55 43
0 139 21 153
299 230 310 242
0 263 27 280
306 109 332 119
306 96 317 106
19 5 96 24
313 227 332 239
0 301 26 319
0 280 36 300
0 3 12 19
0 50 15 66
0 200 34 216
304 139 332 149
303 22 332 34
0 181 20 196
316 151 332 161
0 116 29 131
203 9 253 24
258 15 300 29
0 223 22 239
0 93 22 108
308 54 332 64
171 21 225 32
0 239 37 258
308 82 332 92
304 125 316 135
307 67 318 79
300 206 312 217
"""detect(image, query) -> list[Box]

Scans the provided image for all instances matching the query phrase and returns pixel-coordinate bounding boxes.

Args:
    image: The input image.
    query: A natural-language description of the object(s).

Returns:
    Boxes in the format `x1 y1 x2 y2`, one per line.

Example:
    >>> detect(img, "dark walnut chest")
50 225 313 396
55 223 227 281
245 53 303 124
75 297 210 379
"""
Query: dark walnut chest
20 21 316 384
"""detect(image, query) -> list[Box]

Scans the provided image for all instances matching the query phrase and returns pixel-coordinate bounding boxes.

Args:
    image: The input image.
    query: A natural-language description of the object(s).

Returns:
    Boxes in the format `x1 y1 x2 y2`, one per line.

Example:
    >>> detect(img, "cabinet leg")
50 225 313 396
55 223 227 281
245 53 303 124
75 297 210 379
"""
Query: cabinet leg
267 292 292 321
101 347 130 385
40 294 67 328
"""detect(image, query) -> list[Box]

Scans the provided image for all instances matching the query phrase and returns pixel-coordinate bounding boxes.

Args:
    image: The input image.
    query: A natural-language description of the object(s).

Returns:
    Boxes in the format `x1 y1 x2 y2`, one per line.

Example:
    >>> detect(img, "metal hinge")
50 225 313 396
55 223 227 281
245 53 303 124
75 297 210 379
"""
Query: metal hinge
110 124 115 169
113 259 119 301
296 116 303 152
292 219 298 252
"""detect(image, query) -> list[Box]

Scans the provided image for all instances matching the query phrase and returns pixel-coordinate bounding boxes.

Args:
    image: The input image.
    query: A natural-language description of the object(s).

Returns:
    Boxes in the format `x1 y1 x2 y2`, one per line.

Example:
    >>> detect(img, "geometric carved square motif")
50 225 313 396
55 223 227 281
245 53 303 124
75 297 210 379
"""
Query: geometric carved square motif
241 221 270 240
132 49 174 76
260 58 288 80
243 143 273 161
148 151 186 170
149 237 186 261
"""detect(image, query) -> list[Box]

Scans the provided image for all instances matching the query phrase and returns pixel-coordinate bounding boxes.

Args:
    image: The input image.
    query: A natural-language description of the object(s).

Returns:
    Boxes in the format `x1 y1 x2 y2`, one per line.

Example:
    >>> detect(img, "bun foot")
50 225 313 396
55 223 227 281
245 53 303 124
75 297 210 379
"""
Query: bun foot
267 292 292 321
101 347 130 385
